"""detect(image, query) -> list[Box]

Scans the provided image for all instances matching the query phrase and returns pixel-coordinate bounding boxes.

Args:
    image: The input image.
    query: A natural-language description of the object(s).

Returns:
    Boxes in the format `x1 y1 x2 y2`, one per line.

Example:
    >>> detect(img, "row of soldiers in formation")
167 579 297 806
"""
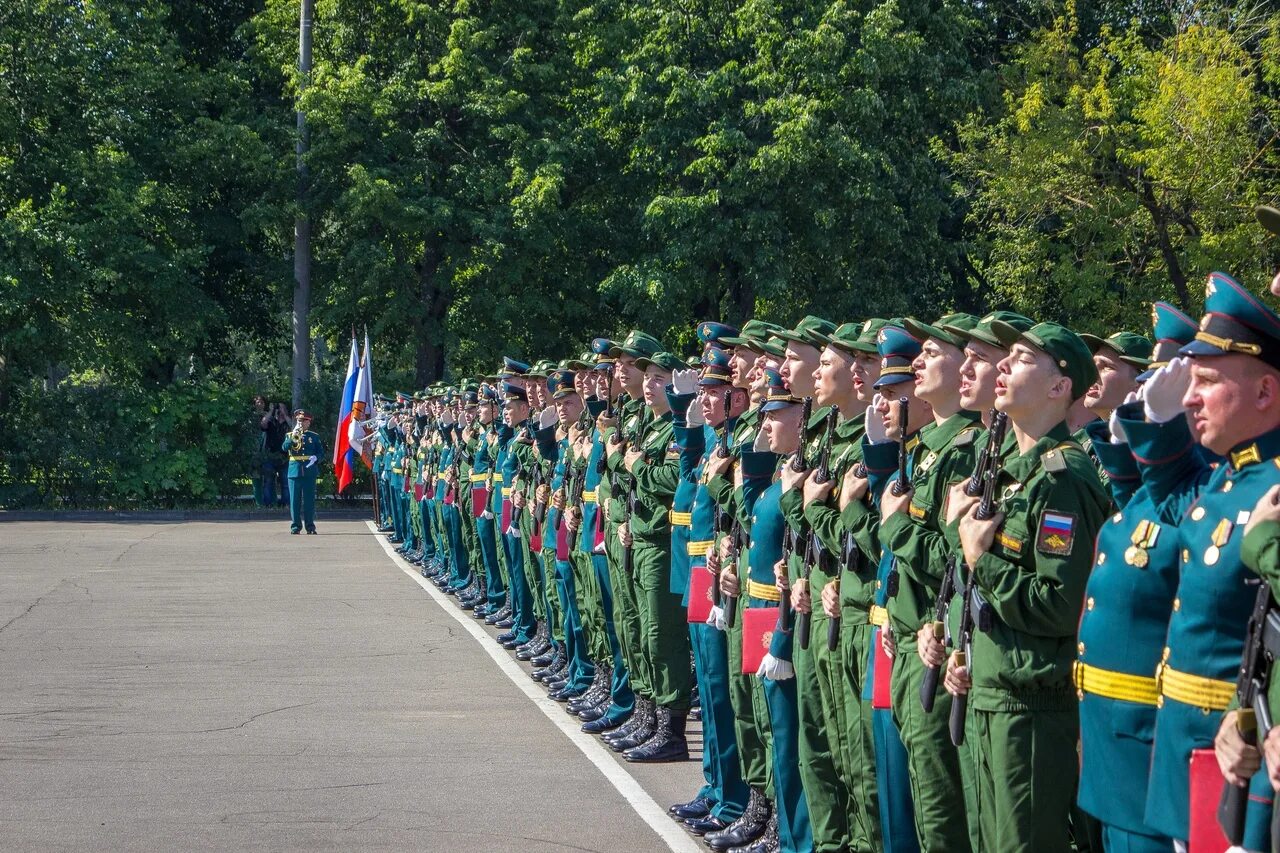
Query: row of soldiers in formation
367 209 1280 853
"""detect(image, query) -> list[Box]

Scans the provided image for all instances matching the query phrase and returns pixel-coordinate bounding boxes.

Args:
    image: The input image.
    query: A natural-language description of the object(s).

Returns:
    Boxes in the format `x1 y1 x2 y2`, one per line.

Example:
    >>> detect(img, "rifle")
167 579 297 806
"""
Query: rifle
725 517 746 629
1219 582 1277 845
797 407 837 650
885 397 911 600
621 415 640 574
949 411 1007 746
596 393 626 475
789 397 813 472
922 409 998 712
715 389 733 458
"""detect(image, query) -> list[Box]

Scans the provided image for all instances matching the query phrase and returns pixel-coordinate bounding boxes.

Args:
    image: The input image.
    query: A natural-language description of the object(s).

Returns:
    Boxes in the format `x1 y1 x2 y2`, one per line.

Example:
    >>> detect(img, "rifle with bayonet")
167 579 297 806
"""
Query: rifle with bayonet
949 410 1007 746
778 398 813 632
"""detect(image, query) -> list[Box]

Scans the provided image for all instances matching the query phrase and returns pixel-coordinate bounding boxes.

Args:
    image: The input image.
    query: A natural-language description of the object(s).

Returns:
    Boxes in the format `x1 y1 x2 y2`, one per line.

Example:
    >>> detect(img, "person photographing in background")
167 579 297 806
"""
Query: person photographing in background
261 402 292 507
284 409 324 535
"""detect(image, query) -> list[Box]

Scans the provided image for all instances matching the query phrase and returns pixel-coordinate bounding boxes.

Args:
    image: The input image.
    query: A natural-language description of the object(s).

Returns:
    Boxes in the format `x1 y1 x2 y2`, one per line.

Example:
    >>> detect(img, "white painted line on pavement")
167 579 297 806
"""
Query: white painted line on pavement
366 521 702 853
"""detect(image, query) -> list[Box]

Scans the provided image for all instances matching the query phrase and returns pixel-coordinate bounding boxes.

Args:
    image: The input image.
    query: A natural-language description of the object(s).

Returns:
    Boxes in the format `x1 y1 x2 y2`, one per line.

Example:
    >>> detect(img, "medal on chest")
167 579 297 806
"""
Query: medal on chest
1124 520 1160 568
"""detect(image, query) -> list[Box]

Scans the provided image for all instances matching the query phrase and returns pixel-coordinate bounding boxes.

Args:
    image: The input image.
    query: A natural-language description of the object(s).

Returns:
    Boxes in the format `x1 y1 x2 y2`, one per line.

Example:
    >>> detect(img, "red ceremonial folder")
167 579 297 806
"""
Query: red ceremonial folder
593 508 606 553
1189 748 1231 853
413 482 425 502
471 486 489 518
555 520 570 561
741 606 780 675
443 484 455 506
687 565 715 624
501 499 512 533
871 627 893 710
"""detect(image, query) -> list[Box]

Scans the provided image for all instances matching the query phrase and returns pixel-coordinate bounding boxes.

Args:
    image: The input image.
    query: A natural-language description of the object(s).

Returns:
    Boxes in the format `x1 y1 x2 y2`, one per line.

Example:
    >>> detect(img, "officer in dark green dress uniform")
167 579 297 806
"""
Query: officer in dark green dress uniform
283 409 324 534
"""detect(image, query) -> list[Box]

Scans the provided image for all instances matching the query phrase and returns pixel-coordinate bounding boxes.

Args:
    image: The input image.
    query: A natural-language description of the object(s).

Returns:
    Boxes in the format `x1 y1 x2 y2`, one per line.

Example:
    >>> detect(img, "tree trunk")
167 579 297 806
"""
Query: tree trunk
413 241 449 386
1138 175 1191 312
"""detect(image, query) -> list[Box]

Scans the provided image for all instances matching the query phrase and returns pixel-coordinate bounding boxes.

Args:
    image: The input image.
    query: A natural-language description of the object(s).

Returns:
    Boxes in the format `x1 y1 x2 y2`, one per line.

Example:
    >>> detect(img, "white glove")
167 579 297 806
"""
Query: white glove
707 604 727 631
864 394 889 444
752 429 770 452
442 410 455 426
672 368 699 396
686 401 706 428
1108 391 1139 445
756 653 795 681
481 510 494 520
306 455 317 468
538 407 558 429
1143 357 1192 423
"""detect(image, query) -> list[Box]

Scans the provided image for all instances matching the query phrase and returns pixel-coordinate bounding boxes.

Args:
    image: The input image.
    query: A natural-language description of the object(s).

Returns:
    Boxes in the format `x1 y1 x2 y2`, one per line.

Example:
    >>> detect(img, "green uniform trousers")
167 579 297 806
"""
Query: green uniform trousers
634 536 692 712
970 707 1078 853
572 549 610 664
795 608 852 852
840 617 883 852
891 638 972 853
605 525 650 698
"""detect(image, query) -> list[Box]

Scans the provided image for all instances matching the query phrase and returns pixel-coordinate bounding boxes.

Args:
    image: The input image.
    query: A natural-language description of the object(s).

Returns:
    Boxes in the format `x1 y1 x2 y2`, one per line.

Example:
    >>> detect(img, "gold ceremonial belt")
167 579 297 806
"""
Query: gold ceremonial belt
391 467 404 474
436 473 448 481
746 579 781 602
470 473 488 483
869 605 889 627
582 490 597 503
289 455 310 461
1155 663 1234 711
688 540 713 557
1072 662 1159 706
670 510 693 527
501 487 513 497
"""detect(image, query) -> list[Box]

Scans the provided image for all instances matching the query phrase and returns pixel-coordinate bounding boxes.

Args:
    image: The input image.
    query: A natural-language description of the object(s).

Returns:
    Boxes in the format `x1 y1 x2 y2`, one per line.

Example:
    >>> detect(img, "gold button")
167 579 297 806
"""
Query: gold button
1097 553 1105 565
1223 480 1233 492
1078 642 1086 655
1112 512 1123 523
1086 597 1095 611
1182 549 1190 563
875 581 882 590
1192 506 1206 521
1173 598 1180 612
1162 646 1171 661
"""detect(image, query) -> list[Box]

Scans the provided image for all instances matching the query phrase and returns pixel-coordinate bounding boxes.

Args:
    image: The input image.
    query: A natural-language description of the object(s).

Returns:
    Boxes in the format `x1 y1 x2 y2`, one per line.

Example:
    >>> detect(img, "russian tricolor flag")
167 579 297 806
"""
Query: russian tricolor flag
333 337 360 493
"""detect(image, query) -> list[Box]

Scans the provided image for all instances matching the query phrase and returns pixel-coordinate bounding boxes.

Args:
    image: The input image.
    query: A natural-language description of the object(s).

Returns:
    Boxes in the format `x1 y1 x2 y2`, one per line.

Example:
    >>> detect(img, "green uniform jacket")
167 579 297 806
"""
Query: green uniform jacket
627 412 678 540
967 422 1108 712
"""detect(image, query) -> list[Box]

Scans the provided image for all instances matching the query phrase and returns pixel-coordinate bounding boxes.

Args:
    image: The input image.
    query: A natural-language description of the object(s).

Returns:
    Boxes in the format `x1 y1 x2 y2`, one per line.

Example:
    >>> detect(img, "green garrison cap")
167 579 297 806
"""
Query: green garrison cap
956 311 1035 348
720 320 786 350
991 320 1099 401
1258 205 1280 236
774 315 838 349
635 350 686 373
610 330 664 359
904 313 979 350
565 352 593 371
1080 330 1154 368
846 318 893 353
526 359 556 379
825 322 865 354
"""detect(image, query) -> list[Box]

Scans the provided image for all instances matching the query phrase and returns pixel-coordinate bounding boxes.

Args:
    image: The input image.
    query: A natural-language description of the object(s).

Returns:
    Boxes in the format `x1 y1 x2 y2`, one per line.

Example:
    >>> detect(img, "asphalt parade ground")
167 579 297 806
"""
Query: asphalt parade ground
0 519 705 852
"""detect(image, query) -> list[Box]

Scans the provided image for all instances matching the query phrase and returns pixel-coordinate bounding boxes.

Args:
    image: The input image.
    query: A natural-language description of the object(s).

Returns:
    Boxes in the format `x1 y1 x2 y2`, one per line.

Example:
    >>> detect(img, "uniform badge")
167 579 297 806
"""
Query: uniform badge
1125 520 1159 568
1037 511 1077 556
918 451 938 474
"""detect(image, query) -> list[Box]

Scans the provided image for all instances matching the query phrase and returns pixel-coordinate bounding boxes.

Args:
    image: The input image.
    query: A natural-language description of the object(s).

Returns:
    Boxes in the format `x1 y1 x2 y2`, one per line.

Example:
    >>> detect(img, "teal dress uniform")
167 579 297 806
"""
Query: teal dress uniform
1075 419 1179 852
471 419 507 613
671 379 750 824
500 412 538 645
283 429 324 534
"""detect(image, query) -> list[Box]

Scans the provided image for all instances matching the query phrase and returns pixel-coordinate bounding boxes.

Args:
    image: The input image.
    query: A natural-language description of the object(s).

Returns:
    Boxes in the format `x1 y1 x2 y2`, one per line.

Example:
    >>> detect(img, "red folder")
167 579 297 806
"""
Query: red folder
687 566 715 624
413 482 425 502
593 508 606 553
1189 748 1230 853
501 499 512 533
741 606 780 674
471 486 489 518
871 627 893 710
443 485 455 506
555 520 570 561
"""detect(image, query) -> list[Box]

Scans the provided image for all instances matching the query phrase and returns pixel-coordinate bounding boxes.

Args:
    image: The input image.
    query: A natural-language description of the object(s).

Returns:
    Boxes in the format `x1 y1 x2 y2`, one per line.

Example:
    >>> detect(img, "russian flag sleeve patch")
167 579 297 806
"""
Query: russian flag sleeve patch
1037 511 1077 556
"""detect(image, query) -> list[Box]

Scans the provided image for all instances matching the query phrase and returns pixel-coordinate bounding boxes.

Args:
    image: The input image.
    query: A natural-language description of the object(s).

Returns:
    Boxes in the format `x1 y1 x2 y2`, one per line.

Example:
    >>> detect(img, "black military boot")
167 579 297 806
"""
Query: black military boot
567 668 607 714
625 706 689 763
603 697 647 745
706 789 770 852
608 700 656 752
732 811 779 853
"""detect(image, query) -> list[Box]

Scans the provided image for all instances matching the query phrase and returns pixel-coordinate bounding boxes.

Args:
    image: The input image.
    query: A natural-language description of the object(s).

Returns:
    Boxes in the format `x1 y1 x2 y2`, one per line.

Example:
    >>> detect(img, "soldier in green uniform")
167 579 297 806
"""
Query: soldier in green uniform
942 321 1109 852
283 409 324 535
877 313 983 853
619 349 693 761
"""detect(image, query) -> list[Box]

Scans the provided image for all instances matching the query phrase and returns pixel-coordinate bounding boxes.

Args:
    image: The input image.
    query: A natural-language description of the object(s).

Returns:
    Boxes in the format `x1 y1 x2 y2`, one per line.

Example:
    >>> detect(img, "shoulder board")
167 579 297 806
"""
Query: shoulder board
954 428 978 447
1041 442 1079 474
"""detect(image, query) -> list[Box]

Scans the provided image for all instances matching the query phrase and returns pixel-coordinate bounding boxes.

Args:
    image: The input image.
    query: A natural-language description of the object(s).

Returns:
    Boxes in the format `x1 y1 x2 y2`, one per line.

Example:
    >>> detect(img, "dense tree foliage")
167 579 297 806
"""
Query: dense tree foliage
2 0 1278 505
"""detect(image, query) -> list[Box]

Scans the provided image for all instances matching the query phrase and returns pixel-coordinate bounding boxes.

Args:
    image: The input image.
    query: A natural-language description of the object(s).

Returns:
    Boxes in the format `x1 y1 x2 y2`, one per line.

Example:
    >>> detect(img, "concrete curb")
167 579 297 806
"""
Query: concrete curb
0 509 375 522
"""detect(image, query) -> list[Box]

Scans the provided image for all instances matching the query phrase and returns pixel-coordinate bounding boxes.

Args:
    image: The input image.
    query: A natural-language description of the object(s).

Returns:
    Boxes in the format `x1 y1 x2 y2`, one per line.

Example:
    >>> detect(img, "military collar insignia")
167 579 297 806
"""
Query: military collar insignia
1230 443 1262 470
